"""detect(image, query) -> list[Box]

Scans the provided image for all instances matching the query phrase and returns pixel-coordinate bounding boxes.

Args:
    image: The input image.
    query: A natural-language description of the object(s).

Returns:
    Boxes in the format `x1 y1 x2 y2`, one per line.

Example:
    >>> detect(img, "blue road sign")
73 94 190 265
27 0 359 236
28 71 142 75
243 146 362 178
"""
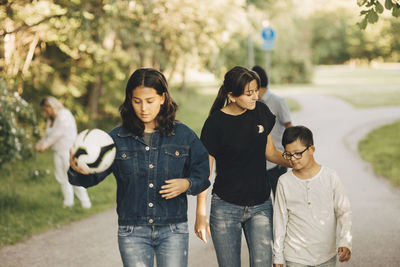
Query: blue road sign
261 27 276 51
261 27 276 41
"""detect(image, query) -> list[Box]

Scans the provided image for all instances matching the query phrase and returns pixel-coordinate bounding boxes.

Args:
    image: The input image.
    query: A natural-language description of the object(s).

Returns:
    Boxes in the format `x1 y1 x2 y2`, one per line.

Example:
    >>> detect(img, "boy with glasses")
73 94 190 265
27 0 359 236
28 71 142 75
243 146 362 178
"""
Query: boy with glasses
273 126 352 267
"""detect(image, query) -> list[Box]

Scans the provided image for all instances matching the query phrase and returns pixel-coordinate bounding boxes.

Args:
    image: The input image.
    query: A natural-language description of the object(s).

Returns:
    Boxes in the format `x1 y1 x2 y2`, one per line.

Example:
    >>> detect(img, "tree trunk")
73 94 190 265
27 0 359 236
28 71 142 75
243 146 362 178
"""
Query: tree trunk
179 59 187 92
87 75 102 127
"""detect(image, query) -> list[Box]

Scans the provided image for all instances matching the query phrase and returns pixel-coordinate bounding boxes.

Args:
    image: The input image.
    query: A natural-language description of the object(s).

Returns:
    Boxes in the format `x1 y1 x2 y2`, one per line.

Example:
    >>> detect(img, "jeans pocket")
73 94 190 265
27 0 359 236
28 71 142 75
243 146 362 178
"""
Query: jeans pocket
170 222 189 234
118 225 134 237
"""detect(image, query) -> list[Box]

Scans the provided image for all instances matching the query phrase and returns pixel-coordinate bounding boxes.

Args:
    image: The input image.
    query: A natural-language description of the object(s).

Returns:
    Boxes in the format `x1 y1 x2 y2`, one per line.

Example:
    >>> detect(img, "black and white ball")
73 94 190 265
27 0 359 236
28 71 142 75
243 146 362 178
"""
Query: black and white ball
71 129 116 174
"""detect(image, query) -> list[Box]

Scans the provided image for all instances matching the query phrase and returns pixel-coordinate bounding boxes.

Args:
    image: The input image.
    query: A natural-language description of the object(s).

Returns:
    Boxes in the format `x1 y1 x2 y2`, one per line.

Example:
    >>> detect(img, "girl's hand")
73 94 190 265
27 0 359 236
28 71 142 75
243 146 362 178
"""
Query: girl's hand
69 150 89 175
194 214 210 243
159 178 190 199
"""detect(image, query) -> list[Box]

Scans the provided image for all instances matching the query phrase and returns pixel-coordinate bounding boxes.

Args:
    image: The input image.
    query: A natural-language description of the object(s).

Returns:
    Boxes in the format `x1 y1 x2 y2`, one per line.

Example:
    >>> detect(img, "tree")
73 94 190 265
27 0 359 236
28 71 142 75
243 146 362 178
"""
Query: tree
357 0 400 29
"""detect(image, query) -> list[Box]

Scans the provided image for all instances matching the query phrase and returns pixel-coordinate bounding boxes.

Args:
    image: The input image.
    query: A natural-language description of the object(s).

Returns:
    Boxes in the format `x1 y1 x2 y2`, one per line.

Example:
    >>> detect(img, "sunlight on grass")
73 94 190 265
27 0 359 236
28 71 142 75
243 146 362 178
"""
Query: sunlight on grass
358 120 400 186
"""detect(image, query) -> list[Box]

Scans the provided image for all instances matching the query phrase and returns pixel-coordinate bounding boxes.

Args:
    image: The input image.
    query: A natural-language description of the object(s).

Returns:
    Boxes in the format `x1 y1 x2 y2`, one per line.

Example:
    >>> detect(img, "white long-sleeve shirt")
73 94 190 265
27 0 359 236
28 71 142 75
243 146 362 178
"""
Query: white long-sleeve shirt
36 109 77 152
273 166 352 265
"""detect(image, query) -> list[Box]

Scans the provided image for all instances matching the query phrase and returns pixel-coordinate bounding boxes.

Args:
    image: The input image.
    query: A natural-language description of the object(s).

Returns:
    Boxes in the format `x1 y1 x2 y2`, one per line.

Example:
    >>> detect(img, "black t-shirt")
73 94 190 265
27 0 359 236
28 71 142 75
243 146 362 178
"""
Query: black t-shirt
200 101 276 206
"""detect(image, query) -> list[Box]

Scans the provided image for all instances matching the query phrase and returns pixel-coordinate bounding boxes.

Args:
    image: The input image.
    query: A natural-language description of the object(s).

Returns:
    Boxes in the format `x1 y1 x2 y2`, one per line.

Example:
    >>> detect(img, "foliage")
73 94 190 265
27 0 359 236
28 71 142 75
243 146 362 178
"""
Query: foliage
309 8 400 64
359 120 400 185
0 79 38 167
357 0 400 29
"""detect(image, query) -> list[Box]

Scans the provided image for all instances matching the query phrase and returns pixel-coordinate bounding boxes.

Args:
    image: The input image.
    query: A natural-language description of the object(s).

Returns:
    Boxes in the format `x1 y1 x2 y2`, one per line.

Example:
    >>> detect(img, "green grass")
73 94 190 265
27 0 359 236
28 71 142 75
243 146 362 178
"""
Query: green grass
358 120 400 186
171 89 215 136
0 151 116 247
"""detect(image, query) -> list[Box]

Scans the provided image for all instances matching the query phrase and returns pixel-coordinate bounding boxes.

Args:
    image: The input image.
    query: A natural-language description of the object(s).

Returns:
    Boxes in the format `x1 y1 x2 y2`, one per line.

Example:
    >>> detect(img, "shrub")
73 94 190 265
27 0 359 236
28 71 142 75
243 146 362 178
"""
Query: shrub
0 79 38 167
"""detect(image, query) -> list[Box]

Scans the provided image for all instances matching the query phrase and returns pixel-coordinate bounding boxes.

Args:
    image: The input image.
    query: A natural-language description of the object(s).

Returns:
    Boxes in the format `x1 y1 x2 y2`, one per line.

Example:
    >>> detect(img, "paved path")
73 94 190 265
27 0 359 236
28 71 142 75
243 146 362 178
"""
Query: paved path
1 93 400 267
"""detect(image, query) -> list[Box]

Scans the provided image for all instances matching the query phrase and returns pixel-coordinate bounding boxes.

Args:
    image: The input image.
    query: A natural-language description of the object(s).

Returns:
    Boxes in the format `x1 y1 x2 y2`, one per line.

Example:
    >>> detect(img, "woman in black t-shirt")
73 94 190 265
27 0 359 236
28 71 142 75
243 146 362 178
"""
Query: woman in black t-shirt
195 66 290 267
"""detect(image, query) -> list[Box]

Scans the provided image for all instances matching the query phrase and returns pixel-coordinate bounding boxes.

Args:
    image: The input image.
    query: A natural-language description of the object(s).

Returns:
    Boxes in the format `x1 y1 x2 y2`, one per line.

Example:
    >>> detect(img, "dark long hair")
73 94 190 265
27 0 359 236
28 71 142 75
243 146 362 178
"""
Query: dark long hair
209 66 260 115
119 68 178 136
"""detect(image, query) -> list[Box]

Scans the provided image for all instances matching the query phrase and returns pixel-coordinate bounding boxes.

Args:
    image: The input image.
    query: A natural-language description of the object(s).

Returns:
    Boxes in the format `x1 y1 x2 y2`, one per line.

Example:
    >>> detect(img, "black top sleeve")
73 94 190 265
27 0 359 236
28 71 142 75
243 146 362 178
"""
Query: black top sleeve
200 114 219 157
256 101 276 135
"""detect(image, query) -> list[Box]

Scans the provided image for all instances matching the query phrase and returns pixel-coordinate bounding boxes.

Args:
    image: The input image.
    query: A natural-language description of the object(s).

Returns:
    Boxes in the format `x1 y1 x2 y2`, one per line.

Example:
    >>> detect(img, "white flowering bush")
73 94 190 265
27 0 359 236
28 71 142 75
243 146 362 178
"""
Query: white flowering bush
0 79 38 167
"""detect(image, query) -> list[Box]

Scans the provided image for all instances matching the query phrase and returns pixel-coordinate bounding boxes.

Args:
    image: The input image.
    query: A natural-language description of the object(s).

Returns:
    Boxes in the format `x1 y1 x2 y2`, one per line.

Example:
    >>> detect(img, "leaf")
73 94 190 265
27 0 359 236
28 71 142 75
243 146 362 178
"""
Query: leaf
366 1 375 7
357 17 369 29
376 1 384 13
357 0 368 7
367 9 379 23
385 0 393 9
393 5 400 17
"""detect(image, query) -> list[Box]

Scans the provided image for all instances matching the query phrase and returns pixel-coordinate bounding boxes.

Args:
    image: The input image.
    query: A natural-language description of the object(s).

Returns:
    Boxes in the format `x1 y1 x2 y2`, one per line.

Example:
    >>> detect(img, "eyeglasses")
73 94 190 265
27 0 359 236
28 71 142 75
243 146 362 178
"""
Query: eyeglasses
282 146 309 160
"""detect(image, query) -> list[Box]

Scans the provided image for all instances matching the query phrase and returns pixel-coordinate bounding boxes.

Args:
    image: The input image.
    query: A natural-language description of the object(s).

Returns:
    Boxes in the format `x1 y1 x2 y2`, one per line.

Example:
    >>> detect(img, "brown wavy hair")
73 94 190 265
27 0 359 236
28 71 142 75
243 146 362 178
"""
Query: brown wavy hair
119 68 178 136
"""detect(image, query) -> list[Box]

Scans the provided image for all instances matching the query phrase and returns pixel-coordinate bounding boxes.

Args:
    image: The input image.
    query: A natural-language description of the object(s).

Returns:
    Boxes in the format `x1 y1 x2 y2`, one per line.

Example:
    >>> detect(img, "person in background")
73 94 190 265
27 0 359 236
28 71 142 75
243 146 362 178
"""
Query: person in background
36 96 91 209
196 66 290 267
68 68 210 267
252 65 292 197
273 125 352 267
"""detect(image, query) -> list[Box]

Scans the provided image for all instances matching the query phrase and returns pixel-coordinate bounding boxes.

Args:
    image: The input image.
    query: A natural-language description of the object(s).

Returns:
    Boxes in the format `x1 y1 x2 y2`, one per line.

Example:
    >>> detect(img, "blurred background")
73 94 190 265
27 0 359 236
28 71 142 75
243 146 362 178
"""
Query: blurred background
1 0 399 248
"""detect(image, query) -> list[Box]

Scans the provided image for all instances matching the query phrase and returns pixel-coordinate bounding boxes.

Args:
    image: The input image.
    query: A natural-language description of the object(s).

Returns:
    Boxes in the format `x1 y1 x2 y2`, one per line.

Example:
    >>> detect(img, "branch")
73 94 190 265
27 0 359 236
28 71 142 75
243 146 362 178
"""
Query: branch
1 14 64 36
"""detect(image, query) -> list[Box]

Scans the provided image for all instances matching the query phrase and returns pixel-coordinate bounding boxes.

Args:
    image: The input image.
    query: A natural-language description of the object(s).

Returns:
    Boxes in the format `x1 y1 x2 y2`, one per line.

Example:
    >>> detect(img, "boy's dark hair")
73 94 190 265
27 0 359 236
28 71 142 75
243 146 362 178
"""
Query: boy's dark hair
251 65 268 88
119 68 178 137
282 126 314 148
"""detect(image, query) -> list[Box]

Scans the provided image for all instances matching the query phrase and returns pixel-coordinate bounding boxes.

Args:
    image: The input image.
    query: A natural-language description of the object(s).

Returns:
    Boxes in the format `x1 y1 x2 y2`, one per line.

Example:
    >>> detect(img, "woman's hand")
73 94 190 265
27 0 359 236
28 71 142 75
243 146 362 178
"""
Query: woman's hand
194 214 211 243
69 150 89 175
159 178 190 199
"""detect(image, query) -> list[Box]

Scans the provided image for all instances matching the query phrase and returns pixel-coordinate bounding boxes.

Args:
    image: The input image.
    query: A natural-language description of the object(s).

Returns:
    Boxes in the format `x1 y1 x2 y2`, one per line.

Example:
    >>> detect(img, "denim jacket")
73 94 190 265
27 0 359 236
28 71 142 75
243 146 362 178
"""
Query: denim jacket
68 122 210 226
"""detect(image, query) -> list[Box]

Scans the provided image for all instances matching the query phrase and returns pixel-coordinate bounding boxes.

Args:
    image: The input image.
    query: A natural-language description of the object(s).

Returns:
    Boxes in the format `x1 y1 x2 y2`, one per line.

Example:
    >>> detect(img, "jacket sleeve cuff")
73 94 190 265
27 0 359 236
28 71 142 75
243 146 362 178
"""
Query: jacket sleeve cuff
186 177 210 195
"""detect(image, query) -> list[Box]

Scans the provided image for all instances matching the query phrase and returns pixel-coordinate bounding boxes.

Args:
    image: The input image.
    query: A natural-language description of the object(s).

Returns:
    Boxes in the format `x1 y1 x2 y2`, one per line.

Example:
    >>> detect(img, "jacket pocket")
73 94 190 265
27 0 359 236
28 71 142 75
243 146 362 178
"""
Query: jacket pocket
163 145 189 179
115 150 138 176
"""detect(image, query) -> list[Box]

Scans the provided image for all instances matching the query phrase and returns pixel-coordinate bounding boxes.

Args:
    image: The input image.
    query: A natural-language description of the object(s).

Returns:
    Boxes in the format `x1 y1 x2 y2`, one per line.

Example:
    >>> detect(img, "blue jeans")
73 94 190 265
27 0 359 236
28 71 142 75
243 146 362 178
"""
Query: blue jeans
118 222 189 267
286 256 337 267
210 194 273 267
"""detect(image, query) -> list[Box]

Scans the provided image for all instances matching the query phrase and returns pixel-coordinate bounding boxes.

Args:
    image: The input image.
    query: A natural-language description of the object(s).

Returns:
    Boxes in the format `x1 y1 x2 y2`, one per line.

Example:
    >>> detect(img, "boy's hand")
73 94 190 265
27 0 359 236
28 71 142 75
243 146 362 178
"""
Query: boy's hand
338 247 351 262
274 264 284 267
160 178 190 199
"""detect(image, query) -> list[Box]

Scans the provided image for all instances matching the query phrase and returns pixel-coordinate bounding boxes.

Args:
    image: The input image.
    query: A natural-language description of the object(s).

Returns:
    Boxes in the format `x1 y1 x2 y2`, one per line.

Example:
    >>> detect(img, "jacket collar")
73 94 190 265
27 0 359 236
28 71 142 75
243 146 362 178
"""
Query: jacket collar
117 126 136 138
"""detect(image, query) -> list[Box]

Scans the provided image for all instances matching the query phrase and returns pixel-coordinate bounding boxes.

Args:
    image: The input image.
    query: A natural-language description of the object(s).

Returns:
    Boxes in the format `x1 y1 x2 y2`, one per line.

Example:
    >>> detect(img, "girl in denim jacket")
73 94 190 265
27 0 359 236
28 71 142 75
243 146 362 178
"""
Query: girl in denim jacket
68 68 210 267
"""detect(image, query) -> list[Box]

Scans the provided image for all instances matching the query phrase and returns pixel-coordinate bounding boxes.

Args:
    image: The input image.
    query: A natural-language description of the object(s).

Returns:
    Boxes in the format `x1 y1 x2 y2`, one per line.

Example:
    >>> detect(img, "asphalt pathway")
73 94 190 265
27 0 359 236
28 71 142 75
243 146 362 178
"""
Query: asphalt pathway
1 93 400 267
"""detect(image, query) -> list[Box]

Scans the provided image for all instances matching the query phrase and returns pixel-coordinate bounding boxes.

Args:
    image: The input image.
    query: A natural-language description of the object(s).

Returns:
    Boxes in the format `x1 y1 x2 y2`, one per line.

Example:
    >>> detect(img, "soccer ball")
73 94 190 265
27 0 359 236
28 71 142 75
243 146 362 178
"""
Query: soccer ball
71 129 116 174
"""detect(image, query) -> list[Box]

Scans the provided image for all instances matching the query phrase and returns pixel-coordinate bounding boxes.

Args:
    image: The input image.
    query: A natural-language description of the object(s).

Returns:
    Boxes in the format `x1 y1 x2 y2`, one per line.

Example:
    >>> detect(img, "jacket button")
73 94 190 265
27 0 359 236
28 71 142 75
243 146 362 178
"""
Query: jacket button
149 164 154 169
148 219 153 223
148 203 153 207
175 151 180 156
145 146 150 151
122 153 126 158
149 183 154 188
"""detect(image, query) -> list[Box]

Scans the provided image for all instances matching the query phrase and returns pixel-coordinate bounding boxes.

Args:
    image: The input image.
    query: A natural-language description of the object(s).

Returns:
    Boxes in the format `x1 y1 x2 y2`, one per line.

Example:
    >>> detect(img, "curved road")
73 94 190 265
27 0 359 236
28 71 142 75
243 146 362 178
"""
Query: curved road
1 93 400 267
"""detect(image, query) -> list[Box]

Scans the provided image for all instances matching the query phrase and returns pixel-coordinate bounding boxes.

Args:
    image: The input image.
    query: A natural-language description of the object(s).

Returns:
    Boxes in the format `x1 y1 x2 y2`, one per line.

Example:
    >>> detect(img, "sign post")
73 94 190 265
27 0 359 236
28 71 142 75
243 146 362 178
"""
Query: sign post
261 26 276 72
